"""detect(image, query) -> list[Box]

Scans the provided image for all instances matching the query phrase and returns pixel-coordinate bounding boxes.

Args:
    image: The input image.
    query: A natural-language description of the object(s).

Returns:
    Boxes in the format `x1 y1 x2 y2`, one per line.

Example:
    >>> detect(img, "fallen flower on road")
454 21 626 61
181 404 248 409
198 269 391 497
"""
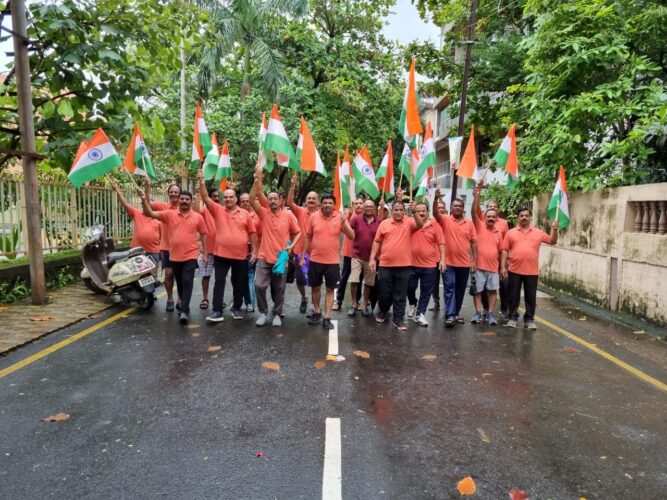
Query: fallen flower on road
30 315 54 322
354 351 370 359
262 361 280 371
509 488 528 500
420 354 437 361
255 450 263 458
186 324 199 329
457 476 476 496
477 427 490 443
564 346 581 353
207 345 222 352
42 413 70 422
314 360 326 369
482 331 496 337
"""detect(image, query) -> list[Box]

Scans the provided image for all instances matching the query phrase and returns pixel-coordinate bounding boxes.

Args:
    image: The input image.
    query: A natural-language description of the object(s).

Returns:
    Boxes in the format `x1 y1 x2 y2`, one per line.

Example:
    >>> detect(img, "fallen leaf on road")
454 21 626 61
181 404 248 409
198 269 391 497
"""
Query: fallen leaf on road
482 331 496 337
186 324 199 329
262 361 280 371
276 333 284 338
457 476 476 496
579 316 587 321
314 360 326 369
30 316 54 322
207 345 222 352
354 350 370 359
481 373 492 377
564 346 581 353
509 488 528 500
255 450 263 458
191 332 200 337
633 330 645 334
477 427 490 443
42 413 70 422
420 354 437 361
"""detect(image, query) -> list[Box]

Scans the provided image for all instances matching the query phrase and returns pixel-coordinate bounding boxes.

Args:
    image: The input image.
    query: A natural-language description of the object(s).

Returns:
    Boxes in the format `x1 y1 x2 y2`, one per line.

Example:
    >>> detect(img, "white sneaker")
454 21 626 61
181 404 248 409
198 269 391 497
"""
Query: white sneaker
272 315 282 327
407 305 417 320
416 313 429 327
255 313 267 326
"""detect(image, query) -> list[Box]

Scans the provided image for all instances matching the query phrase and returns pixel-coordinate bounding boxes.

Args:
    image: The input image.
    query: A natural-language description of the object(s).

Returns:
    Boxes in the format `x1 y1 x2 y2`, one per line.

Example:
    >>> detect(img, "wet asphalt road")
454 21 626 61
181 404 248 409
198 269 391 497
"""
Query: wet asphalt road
1 282 666 499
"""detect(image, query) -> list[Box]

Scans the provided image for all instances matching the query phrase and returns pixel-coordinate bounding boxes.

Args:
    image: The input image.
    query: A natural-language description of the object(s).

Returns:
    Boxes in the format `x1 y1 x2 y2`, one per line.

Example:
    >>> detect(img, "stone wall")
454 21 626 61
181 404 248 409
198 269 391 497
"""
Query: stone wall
533 183 667 327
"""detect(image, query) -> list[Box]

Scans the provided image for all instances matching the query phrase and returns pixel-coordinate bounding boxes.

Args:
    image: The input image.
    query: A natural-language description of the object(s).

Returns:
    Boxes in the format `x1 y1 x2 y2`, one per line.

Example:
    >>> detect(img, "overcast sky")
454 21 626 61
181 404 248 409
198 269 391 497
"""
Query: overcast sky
0 0 439 73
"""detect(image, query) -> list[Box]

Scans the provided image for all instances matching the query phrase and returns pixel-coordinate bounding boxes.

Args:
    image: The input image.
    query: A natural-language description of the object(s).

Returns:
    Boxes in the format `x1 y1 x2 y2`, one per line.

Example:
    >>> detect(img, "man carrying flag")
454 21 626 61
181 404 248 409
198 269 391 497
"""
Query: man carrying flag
501 204 560 330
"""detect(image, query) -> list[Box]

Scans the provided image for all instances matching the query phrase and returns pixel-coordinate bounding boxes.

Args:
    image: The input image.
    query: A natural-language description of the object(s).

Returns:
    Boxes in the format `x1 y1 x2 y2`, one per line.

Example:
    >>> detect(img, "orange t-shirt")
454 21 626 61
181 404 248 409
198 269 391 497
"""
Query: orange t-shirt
474 218 502 272
208 203 256 260
439 215 477 267
341 209 360 257
291 205 317 255
411 220 445 268
307 211 345 265
374 217 417 267
151 201 177 251
247 210 261 254
256 206 300 263
157 209 208 262
200 207 217 254
496 217 510 237
127 207 161 253
501 226 552 276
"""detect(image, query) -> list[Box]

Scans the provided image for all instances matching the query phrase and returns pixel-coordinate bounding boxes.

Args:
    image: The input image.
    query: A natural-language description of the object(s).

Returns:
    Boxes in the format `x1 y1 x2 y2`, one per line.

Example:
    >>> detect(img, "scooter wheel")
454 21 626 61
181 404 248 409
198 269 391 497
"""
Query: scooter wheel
83 277 106 295
138 292 155 310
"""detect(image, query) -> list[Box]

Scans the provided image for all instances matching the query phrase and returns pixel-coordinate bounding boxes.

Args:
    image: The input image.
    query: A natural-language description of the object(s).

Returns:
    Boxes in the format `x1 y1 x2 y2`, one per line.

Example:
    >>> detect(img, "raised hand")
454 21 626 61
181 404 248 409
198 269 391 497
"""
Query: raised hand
197 169 204 181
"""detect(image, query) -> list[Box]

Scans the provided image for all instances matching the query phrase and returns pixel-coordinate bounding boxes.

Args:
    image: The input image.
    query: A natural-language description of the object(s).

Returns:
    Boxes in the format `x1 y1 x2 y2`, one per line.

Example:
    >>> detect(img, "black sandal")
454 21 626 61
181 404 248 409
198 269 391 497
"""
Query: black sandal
200 299 209 309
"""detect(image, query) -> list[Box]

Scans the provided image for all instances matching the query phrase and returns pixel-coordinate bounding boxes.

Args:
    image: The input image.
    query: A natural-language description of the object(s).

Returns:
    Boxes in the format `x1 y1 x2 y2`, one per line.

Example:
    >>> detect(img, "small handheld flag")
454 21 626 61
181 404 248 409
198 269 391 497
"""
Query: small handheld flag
264 104 300 171
191 102 212 171
547 165 570 229
124 122 155 179
297 117 326 176
376 140 394 199
69 129 122 188
398 57 423 147
457 127 479 181
352 146 379 199
203 133 220 180
494 124 518 188
216 140 232 190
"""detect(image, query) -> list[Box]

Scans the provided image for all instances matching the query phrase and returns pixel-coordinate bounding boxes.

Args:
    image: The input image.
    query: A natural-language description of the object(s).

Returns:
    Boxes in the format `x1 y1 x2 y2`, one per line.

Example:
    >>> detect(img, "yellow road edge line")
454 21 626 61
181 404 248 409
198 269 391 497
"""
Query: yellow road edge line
0 292 167 379
533 314 667 393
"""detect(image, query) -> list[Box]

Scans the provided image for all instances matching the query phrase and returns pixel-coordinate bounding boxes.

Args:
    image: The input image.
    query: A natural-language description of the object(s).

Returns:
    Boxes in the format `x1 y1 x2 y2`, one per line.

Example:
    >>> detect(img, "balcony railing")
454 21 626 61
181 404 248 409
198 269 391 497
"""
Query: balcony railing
632 201 666 234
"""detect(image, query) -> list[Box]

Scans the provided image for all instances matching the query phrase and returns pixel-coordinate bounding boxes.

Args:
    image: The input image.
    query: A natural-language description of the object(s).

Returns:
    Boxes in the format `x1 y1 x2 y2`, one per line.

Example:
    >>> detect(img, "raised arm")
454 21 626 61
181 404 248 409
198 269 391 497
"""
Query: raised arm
197 169 214 209
341 215 355 240
432 188 442 222
137 190 161 220
471 183 482 225
143 175 151 202
249 157 264 213
287 172 299 211
111 183 133 215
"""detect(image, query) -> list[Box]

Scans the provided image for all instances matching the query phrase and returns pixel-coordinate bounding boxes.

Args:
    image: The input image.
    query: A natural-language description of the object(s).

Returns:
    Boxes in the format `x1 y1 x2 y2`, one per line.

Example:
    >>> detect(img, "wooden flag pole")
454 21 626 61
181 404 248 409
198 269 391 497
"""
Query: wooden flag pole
122 167 142 191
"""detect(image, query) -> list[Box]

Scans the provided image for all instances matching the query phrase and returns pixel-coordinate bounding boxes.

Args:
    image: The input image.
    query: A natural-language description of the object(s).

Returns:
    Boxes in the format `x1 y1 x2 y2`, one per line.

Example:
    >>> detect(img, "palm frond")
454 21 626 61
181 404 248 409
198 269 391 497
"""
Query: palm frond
251 38 286 100
261 0 309 18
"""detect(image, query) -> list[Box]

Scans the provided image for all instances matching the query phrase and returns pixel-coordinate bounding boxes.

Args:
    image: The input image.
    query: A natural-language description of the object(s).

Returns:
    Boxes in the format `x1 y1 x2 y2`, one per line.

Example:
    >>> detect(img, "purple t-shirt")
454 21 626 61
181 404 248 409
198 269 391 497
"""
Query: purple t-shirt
350 215 381 261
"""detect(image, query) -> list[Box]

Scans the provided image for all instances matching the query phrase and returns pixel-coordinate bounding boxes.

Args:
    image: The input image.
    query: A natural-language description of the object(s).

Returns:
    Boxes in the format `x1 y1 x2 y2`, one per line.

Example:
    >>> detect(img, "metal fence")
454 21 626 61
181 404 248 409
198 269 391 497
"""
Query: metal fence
0 178 167 257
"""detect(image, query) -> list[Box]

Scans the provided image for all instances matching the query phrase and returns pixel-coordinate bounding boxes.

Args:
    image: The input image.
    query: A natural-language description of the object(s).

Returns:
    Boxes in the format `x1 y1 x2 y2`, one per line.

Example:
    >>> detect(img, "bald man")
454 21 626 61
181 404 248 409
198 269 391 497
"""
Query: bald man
288 173 320 315
198 170 258 323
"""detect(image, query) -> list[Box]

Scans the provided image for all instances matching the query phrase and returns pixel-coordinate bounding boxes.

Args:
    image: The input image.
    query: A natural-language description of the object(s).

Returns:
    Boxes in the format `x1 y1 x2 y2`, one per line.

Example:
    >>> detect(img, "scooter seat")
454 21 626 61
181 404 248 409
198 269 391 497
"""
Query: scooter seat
107 250 131 266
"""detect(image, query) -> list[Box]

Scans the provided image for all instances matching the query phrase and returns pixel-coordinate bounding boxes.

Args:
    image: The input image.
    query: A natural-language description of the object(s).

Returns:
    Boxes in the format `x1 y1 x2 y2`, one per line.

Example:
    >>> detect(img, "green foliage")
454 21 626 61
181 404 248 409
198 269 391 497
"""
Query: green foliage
412 0 667 202
0 278 30 304
481 182 524 224
0 0 204 174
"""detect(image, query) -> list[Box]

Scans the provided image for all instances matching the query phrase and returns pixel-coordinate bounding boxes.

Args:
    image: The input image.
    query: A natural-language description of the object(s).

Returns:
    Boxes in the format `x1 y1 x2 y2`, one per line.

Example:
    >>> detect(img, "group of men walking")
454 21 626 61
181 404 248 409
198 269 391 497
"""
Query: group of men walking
112 157 559 330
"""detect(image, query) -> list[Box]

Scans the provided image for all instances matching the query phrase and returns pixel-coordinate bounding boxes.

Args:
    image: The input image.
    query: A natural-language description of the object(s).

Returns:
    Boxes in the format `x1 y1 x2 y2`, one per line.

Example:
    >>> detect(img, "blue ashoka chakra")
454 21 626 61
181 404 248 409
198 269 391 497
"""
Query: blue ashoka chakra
87 148 103 161
362 165 372 175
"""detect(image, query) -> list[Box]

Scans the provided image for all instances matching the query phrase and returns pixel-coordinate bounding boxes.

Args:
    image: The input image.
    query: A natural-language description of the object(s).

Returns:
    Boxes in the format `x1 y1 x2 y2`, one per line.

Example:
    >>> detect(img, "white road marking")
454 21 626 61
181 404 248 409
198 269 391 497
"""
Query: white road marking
322 417 342 500
328 319 339 356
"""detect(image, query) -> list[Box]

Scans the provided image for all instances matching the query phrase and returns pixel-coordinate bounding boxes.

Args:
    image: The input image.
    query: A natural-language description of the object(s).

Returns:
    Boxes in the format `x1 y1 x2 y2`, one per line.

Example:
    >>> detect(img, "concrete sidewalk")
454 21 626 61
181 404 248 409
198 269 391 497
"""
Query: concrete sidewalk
0 282 114 354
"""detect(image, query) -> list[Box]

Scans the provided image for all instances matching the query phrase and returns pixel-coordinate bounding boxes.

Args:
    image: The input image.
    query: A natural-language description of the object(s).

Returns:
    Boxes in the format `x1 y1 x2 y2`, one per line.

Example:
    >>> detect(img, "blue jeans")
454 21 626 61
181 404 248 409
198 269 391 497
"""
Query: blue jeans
444 266 470 318
407 267 438 315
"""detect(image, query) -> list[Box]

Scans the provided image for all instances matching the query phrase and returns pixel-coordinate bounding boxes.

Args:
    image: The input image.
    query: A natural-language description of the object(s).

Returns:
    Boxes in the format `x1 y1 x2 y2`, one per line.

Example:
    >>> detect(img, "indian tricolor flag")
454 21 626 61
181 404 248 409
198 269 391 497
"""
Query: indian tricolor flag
216 139 232 190
124 122 155 179
376 140 394 199
415 121 435 185
202 133 220 180
352 146 379 199
264 104 299 171
415 176 429 202
191 101 212 171
547 165 570 229
397 143 411 183
333 153 343 211
457 126 479 182
68 129 122 188
494 123 518 187
257 111 272 172
297 117 326 176
410 146 421 188
398 57 423 147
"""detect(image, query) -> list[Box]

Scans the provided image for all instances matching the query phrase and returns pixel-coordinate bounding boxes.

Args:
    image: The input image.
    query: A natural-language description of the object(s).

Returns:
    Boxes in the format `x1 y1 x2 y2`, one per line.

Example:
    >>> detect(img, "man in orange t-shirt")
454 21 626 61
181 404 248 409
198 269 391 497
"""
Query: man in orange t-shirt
470 184 502 325
300 194 355 330
140 190 208 325
407 202 446 327
288 172 320 315
198 171 258 323
145 177 180 311
334 197 364 310
250 161 302 328
501 207 559 329
110 183 161 263
369 201 426 330
433 190 478 328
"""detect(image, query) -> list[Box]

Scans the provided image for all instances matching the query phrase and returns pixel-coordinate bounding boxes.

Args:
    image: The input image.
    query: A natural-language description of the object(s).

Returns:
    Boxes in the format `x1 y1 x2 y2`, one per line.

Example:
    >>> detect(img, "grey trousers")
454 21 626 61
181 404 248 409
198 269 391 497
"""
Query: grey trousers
254 259 287 315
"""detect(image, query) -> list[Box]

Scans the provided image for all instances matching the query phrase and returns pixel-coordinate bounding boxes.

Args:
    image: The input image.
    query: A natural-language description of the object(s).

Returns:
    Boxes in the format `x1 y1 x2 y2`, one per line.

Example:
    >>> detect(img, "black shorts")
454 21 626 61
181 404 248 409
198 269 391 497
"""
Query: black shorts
308 261 340 289
160 250 172 269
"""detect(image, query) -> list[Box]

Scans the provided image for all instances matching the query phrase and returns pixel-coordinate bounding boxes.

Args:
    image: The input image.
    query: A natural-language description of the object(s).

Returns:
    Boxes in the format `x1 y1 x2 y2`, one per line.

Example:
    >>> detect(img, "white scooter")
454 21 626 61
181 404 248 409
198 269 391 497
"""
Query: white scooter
80 224 159 310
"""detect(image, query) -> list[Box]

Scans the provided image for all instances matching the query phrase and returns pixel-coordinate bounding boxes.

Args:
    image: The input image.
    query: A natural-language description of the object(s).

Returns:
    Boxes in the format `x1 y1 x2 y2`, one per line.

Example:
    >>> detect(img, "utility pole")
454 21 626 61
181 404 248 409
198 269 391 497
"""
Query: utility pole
11 0 46 304
450 0 477 203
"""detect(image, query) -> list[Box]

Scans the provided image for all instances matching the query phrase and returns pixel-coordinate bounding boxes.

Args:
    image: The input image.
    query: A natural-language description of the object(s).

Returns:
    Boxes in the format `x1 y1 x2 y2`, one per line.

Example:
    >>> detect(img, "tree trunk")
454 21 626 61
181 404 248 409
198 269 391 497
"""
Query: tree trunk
297 172 317 204
240 47 252 100
180 37 188 187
